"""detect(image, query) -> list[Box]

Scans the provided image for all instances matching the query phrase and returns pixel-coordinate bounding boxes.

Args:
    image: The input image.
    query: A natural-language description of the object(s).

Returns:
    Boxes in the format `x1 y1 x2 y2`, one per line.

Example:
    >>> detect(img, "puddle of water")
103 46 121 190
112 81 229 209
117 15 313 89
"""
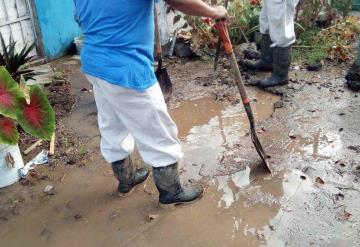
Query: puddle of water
214 166 251 208
170 88 280 179
171 88 280 139
284 128 344 160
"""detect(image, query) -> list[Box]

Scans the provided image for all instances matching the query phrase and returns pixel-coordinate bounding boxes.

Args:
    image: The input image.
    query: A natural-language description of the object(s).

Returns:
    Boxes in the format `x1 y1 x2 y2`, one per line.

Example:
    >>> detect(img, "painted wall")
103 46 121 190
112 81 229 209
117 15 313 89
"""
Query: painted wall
34 0 81 59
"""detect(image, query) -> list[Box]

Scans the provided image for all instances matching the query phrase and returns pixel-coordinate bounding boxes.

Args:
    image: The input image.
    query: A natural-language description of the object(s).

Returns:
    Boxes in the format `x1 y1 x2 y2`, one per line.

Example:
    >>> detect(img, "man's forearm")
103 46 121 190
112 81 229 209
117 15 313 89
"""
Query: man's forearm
164 0 218 19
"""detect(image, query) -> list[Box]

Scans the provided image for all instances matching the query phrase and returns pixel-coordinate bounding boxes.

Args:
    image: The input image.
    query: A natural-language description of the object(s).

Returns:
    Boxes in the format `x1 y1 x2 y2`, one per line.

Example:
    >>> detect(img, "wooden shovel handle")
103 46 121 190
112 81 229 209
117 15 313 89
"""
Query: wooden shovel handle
154 4 162 57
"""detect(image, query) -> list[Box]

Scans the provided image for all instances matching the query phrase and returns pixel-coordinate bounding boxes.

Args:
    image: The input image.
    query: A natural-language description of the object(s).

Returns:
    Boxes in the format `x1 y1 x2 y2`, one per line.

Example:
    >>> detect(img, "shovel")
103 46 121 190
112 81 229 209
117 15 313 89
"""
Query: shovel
154 4 172 102
213 20 272 173
214 0 229 72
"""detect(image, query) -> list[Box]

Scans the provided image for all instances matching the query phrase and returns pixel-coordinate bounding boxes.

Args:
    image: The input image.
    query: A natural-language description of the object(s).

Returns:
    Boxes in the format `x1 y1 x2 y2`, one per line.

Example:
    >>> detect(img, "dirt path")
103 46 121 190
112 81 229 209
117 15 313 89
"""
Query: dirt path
1 57 359 247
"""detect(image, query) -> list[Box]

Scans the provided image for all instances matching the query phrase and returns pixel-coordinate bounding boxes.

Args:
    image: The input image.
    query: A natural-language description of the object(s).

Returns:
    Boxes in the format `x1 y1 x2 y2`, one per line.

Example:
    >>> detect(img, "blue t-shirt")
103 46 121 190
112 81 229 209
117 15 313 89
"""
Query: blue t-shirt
74 0 157 91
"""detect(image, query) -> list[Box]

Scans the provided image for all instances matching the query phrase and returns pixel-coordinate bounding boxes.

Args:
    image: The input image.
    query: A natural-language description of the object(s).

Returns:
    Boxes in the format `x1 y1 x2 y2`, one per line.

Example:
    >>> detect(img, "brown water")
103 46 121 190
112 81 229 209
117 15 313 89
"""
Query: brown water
171 88 280 180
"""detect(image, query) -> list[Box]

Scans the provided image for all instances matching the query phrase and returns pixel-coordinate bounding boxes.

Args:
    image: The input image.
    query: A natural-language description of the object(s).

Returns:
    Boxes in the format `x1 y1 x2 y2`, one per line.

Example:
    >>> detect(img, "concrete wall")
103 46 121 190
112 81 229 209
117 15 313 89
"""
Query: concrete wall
34 0 81 59
157 1 187 45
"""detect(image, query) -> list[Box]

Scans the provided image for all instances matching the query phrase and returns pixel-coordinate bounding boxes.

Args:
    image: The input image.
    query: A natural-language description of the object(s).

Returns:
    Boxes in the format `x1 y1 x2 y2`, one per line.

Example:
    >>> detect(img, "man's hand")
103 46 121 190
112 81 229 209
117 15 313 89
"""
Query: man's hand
165 0 228 20
211 6 228 20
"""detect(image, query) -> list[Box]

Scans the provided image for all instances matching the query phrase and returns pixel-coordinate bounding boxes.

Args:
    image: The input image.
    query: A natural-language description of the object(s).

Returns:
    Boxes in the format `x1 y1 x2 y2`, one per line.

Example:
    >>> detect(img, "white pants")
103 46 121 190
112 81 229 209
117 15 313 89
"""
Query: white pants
86 75 183 167
260 0 299 47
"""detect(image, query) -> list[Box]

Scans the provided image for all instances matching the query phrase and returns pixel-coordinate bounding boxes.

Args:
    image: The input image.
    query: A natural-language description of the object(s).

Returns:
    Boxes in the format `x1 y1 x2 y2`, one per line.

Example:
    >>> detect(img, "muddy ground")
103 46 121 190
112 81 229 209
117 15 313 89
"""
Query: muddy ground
0 54 360 247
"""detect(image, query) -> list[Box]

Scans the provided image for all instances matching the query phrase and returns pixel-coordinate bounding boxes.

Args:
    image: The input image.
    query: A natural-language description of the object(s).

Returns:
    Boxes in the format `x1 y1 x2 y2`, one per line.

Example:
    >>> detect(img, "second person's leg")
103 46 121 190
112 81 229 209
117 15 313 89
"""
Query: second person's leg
259 0 298 88
245 0 273 71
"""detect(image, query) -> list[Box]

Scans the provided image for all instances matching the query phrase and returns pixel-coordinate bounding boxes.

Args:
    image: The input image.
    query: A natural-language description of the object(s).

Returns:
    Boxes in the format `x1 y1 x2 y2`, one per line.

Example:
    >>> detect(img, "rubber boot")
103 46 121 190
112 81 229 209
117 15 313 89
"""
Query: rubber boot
153 163 204 208
259 46 291 88
244 34 273 72
111 157 150 197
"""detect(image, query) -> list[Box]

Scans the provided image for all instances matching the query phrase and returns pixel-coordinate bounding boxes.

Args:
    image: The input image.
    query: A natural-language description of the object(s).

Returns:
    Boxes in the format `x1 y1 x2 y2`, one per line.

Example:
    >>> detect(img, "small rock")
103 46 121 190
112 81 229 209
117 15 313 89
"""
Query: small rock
335 160 346 167
67 158 76 165
147 214 159 222
289 130 297 139
348 145 360 153
223 63 231 70
339 128 344 132
300 175 306 180
306 61 323 72
223 78 234 85
174 40 194 58
334 193 345 201
74 213 82 220
43 185 55 195
274 101 284 109
202 82 209 87
243 48 260 60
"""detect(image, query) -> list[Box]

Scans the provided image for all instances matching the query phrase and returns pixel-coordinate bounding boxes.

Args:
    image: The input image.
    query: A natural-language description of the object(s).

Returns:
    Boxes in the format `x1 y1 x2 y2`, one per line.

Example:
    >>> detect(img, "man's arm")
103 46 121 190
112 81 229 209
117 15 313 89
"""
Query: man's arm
164 0 228 19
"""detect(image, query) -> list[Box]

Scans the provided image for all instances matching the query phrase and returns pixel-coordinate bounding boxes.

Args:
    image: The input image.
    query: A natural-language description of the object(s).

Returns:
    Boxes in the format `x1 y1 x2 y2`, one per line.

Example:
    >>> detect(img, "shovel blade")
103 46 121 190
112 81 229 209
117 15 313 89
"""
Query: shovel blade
156 67 172 102
251 130 272 173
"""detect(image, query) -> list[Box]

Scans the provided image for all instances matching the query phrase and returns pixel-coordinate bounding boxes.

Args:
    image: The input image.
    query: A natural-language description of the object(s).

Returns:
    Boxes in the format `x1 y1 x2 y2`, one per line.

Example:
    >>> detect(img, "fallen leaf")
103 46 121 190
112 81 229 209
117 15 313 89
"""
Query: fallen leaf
315 177 325 185
336 209 352 221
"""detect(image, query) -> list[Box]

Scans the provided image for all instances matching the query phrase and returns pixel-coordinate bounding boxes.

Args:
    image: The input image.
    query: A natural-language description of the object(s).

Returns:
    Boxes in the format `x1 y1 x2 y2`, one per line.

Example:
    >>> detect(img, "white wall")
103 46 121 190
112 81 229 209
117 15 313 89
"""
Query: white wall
157 0 187 45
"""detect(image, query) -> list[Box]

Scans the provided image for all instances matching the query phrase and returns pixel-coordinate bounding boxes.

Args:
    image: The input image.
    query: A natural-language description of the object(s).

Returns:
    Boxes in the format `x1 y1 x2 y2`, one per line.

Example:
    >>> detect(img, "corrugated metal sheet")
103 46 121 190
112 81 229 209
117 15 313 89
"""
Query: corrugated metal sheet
0 0 37 56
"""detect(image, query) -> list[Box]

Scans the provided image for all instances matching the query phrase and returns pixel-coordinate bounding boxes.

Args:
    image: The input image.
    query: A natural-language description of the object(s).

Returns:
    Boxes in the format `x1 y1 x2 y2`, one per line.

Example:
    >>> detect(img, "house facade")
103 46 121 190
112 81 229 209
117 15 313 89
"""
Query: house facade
0 0 180 60
0 0 81 60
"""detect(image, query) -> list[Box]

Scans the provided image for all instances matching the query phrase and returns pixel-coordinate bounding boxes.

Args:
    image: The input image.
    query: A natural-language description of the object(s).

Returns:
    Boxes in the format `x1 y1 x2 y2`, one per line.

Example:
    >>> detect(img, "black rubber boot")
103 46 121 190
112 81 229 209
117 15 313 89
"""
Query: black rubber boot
259 46 291 88
111 157 150 197
153 163 204 208
244 34 273 72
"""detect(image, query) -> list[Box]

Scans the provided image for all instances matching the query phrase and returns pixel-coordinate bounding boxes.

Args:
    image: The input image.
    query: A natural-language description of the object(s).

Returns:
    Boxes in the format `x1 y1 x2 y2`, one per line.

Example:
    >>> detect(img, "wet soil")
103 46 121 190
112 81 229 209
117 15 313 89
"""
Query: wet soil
1 56 360 247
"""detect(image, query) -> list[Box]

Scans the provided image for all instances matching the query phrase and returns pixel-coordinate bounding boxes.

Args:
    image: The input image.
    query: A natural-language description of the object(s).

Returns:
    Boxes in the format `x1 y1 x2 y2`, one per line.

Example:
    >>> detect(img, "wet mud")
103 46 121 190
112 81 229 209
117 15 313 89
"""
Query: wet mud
1 58 360 246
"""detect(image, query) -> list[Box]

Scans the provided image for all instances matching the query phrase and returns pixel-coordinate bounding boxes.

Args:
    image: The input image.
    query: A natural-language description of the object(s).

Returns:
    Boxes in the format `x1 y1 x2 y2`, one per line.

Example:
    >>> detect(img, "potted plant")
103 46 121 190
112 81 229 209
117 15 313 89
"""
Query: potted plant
0 67 55 188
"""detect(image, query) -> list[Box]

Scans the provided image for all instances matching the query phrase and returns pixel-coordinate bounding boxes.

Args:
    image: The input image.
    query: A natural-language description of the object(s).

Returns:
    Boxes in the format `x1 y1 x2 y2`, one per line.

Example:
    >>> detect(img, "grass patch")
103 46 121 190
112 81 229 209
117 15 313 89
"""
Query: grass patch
292 27 328 64
292 46 327 64
76 145 88 156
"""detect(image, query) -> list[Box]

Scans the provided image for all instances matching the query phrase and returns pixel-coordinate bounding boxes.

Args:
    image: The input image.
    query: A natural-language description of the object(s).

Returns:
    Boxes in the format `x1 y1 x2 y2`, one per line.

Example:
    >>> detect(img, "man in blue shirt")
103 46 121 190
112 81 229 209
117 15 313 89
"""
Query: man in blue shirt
74 0 227 207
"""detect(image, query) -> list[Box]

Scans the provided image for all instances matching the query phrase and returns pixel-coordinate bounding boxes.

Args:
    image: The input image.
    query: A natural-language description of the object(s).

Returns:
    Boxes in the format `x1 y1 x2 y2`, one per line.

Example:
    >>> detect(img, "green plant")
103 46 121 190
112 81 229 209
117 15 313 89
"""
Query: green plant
0 67 55 145
60 134 70 148
297 0 328 28
52 70 65 80
77 145 88 156
292 47 327 64
228 1 261 44
331 0 352 18
0 34 39 83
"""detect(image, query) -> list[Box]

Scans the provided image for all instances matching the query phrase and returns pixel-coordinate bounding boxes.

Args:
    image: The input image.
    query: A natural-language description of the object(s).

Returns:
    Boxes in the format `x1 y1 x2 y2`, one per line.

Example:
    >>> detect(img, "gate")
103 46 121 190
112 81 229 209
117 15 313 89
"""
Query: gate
0 0 37 56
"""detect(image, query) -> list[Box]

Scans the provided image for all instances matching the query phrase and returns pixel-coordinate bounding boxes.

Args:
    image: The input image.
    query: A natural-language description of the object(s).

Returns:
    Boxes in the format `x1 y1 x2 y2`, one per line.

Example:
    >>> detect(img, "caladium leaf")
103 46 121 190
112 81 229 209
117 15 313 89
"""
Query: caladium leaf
17 85 55 140
0 116 18 145
0 66 24 118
